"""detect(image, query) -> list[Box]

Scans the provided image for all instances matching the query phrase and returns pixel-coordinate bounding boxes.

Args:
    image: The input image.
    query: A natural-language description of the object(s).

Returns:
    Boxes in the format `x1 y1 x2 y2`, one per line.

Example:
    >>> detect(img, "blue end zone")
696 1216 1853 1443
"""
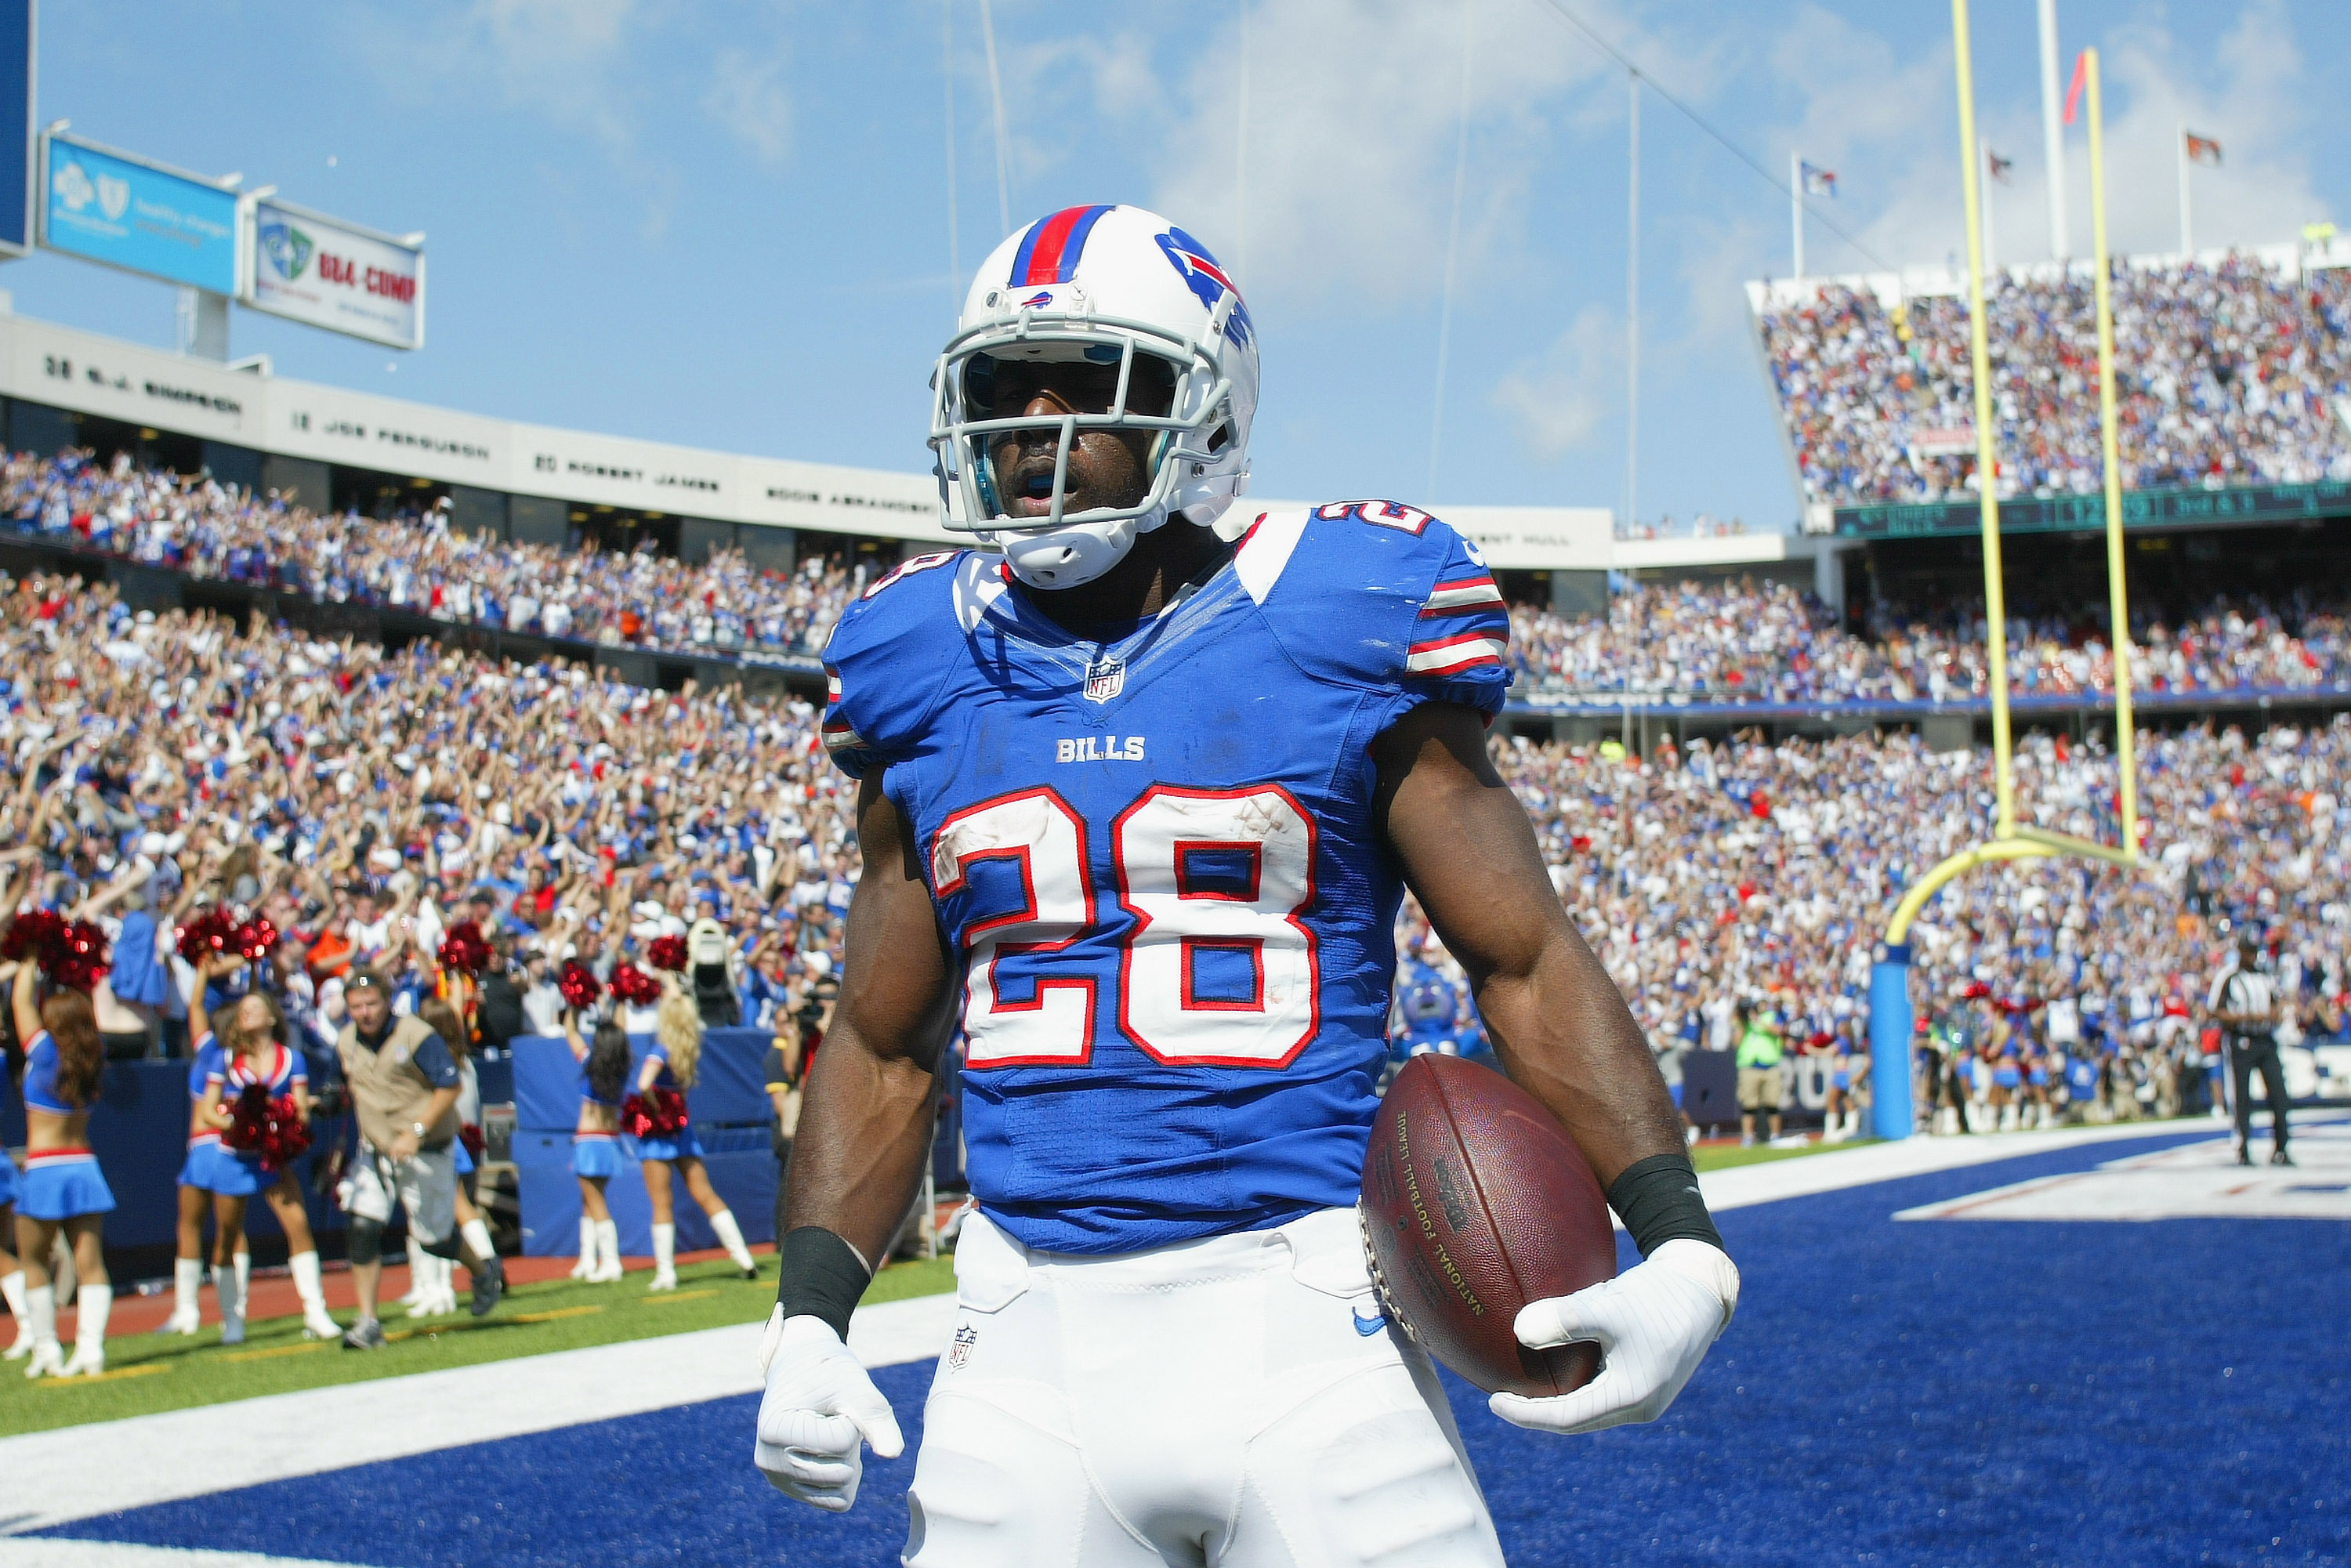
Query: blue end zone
42 1131 2351 1566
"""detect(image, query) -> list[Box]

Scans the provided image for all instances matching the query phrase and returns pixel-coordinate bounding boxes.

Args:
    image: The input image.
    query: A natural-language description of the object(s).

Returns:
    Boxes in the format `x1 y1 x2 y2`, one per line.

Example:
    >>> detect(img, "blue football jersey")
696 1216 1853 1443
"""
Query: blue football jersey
823 502 1512 1253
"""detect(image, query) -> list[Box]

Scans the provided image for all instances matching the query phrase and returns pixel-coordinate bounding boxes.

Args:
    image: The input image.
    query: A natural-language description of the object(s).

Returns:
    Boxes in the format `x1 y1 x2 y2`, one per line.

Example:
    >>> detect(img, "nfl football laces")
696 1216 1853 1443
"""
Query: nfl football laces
1490 1238 1742 1435
753 1308 905 1511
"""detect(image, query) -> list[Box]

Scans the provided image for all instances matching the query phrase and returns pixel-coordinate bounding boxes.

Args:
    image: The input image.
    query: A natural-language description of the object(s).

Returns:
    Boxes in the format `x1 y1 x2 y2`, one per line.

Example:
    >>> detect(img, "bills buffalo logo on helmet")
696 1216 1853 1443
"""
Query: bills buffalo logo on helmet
1156 227 1254 348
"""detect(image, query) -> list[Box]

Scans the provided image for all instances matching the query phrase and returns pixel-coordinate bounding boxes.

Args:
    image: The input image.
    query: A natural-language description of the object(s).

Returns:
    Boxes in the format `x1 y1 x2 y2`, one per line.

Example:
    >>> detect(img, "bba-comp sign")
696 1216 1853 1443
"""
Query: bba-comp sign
41 133 237 292
246 197 423 349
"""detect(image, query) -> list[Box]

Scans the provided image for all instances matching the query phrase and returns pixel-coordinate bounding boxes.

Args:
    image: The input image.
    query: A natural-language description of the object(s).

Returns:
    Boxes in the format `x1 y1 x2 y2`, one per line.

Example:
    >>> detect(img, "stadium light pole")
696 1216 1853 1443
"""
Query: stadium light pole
1867 0 2141 1144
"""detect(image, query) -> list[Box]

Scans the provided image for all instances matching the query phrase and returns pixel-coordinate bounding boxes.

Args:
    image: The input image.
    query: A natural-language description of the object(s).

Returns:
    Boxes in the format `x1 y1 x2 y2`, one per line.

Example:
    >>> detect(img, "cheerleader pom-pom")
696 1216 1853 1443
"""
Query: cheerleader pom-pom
176 907 236 965
45 920 110 993
223 1082 273 1153
557 960 603 1012
2 907 65 961
459 1124 485 1163
621 1088 689 1139
233 917 282 963
437 920 493 976
608 962 661 1007
261 1096 312 1172
646 934 688 973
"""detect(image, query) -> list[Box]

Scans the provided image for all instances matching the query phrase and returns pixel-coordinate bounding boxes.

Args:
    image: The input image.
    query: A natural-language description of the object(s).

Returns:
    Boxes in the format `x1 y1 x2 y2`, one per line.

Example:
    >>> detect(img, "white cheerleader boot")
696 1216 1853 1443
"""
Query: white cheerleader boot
648 1223 677 1291
20 1286 61 1378
397 1238 429 1309
290 1252 341 1340
708 1209 757 1278
60 1285 110 1376
2 1268 31 1358
569 1217 596 1280
589 1220 623 1284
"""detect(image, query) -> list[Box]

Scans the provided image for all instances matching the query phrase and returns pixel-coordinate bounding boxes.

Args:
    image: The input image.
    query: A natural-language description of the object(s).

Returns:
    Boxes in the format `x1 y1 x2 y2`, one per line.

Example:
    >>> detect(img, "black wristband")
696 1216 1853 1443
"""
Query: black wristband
1606 1153 1725 1258
775 1227 874 1342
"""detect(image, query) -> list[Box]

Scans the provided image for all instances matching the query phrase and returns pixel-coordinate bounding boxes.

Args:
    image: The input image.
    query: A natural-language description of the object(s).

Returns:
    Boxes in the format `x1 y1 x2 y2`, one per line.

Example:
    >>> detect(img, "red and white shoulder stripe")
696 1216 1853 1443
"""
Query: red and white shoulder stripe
1405 628 1509 676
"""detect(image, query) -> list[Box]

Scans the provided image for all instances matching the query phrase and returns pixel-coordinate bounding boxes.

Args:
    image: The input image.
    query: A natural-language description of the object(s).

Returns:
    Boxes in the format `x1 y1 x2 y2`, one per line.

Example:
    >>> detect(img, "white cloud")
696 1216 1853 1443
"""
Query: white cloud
1139 0 1666 307
1491 305 1620 459
705 48 795 166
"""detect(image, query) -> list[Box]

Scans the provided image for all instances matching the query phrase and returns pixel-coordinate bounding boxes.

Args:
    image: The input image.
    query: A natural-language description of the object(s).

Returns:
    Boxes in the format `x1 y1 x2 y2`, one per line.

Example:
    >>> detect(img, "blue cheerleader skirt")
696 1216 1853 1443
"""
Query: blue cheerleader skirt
1994 1065 2023 1090
210 1149 269 1198
455 1140 476 1178
572 1133 624 1180
19 1151 117 1220
0 1150 18 1208
625 1124 701 1164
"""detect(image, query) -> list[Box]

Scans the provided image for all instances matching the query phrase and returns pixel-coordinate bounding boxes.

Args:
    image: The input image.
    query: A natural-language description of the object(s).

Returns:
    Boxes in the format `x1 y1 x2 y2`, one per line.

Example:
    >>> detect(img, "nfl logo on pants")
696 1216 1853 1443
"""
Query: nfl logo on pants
1085 655 1125 703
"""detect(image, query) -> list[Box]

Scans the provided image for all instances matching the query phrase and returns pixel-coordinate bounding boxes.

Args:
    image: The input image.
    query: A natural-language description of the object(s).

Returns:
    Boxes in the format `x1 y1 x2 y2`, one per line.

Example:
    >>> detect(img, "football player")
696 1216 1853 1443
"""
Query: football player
753 205 1739 1566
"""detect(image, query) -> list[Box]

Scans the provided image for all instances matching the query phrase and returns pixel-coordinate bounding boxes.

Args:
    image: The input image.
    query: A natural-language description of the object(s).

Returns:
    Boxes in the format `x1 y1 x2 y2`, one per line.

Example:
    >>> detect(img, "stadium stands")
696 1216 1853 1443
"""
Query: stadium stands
2 450 864 661
1755 248 2351 506
10 449 2349 715
7 570 2343 1141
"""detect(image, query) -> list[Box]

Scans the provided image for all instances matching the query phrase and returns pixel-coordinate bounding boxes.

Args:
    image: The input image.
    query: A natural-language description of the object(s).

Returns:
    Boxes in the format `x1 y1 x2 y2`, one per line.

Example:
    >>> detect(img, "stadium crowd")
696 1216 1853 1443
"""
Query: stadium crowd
0 569 857 1070
5 563 2338 1118
1508 578 2351 701
1759 250 2351 506
12 448 2351 710
2 450 863 661
1484 717 2350 1135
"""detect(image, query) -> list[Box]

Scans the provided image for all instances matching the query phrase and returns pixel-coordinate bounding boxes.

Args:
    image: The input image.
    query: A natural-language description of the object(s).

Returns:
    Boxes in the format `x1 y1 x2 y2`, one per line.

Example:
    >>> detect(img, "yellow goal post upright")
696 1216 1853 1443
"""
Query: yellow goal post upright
1866 13 2140 1140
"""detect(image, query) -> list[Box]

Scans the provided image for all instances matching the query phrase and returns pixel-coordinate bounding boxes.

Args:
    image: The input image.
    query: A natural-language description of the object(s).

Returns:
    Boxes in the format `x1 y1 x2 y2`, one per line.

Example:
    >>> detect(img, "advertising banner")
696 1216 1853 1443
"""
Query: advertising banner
41 132 238 292
0 1 31 256
246 197 423 349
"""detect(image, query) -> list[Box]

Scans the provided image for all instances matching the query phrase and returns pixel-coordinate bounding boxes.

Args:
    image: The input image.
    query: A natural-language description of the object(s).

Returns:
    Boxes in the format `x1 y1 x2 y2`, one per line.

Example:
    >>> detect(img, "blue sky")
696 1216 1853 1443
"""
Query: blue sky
8 1 2346 531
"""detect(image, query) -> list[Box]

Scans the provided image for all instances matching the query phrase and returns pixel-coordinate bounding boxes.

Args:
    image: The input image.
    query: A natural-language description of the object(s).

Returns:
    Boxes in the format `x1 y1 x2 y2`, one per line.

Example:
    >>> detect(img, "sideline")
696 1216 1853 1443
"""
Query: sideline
0 1295 958 1536
6 1117 2286 1535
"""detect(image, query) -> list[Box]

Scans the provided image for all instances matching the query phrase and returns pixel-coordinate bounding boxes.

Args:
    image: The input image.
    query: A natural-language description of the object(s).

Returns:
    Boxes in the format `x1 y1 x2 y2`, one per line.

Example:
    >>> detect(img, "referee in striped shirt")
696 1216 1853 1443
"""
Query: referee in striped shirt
2210 932 2293 1168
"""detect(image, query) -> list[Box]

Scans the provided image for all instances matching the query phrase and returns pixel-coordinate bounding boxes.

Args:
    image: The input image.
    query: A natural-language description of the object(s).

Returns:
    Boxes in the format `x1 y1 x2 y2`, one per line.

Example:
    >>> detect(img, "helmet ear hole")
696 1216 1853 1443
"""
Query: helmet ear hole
1207 423 1230 454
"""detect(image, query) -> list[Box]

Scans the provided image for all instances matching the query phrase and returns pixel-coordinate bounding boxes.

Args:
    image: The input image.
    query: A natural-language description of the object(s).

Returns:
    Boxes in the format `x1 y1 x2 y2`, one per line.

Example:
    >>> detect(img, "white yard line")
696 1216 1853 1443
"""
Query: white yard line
0 1293 958 1534
0 1545 379 1568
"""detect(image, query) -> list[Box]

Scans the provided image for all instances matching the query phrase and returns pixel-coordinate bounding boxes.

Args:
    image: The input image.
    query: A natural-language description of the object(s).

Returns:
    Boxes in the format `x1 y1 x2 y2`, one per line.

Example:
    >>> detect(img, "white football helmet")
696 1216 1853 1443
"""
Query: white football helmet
929 204 1259 589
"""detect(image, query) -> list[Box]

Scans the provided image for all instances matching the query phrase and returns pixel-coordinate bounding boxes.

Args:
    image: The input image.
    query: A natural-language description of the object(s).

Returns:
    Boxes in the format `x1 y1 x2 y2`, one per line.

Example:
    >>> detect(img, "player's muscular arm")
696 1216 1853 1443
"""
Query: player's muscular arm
1371 703 1684 1184
783 770 958 1269
1378 703 1736 1439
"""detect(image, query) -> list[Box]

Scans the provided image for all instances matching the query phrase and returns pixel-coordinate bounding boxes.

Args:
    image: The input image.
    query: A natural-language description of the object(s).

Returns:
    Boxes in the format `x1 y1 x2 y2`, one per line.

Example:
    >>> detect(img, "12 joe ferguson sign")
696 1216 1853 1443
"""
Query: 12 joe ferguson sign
245 197 424 350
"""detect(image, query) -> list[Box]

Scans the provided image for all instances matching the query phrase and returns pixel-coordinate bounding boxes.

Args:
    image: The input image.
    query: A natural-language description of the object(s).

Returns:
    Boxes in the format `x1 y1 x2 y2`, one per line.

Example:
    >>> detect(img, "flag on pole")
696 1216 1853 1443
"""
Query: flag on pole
2184 132 2222 166
1799 161 1837 198
1987 150 2016 184
2063 50 2088 125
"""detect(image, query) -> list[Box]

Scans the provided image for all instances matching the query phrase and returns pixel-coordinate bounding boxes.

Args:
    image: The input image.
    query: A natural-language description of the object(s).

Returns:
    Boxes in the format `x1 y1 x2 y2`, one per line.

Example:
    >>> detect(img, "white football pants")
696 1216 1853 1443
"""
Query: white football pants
902 1207 1505 1568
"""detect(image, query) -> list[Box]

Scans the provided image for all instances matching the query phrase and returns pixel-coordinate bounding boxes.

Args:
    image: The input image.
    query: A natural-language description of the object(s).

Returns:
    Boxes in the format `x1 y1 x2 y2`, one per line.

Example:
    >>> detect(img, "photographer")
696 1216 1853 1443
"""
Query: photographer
332 969 504 1348
2210 932 2292 1168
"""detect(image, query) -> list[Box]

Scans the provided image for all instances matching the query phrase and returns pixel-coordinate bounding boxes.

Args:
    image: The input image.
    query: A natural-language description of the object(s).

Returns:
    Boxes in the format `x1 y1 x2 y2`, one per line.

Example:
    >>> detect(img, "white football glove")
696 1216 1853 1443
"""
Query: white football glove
752 1308 905 1511
1490 1238 1740 1436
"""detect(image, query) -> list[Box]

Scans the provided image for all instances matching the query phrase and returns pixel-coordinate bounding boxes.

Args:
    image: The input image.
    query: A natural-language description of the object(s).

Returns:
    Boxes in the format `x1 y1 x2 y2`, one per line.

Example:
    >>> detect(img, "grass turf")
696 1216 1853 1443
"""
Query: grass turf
1691 1136 1875 1173
0 1252 956 1439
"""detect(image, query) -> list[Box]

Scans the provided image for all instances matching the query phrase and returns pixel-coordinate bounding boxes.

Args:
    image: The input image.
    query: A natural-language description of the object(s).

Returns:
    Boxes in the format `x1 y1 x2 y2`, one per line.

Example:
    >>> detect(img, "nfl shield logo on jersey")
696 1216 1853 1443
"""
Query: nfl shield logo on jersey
949 1323 979 1371
1084 655 1126 703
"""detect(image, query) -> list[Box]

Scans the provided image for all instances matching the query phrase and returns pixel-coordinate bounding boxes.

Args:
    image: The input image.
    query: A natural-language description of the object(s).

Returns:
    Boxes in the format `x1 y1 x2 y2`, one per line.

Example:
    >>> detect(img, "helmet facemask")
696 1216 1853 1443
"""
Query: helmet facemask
929 299 1246 588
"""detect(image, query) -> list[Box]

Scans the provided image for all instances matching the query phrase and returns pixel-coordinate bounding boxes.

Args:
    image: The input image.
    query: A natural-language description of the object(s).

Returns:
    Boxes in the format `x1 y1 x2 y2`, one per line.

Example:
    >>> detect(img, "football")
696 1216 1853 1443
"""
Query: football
1360 1054 1618 1397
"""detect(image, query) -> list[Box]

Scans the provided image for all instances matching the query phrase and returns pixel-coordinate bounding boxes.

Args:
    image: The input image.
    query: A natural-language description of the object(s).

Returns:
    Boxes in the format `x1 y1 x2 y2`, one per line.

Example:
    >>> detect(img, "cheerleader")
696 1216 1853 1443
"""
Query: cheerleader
629 985 756 1290
415 999 505 1316
9 958 114 1378
163 976 240 1338
0 1136 23 1360
191 966 339 1343
563 1009 631 1283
